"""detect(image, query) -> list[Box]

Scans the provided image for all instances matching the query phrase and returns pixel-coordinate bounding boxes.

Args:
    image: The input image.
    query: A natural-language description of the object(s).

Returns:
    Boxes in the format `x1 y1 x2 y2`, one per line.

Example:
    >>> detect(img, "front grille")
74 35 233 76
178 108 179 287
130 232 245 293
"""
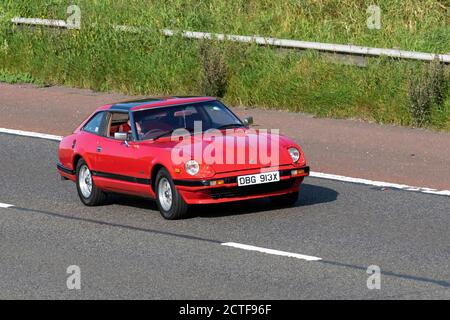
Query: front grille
209 179 296 199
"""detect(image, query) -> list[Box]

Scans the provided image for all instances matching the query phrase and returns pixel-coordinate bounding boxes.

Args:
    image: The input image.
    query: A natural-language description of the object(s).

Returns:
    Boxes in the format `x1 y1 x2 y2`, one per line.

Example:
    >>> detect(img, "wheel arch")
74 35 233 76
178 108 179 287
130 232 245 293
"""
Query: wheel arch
73 154 83 171
73 154 94 172
150 163 168 193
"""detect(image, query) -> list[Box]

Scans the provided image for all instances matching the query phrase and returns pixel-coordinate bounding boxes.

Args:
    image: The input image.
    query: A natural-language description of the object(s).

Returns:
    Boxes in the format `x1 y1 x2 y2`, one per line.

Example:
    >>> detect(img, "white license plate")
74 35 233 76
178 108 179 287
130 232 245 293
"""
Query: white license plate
237 171 280 187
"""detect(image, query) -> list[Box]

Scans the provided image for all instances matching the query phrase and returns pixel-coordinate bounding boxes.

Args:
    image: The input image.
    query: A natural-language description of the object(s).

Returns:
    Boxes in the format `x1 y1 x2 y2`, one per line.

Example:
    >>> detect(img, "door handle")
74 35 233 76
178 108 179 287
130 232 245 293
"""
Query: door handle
96 146 102 153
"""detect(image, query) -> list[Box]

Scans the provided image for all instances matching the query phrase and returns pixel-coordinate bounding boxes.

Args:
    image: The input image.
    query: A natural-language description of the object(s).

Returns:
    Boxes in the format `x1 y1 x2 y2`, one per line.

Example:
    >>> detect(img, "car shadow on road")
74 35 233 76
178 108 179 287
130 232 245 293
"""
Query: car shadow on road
192 183 339 218
102 183 338 218
297 183 339 206
105 193 159 211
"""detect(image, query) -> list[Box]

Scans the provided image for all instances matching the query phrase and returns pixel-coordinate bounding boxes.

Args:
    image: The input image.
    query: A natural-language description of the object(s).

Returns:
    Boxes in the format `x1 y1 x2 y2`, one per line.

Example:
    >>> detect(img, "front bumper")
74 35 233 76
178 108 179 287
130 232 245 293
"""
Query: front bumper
175 166 309 204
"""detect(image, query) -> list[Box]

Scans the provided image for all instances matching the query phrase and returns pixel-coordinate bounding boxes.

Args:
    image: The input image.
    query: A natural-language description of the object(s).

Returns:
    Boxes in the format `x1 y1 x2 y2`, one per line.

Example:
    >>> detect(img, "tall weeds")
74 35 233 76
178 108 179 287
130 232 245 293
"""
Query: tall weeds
199 41 228 98
408 59 448 127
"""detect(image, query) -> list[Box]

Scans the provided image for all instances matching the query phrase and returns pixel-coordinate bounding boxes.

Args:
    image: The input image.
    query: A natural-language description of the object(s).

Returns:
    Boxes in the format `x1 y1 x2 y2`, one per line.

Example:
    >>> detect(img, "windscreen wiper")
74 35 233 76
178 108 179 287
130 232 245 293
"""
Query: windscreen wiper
153 128 195 140
217 124 245 130
152 129 176 140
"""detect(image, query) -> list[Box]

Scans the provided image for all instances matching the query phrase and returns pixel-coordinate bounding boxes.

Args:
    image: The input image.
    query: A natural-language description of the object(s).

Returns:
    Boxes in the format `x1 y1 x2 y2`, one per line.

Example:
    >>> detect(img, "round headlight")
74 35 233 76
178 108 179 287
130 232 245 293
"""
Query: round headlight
288 147 300 163
185 160 200 176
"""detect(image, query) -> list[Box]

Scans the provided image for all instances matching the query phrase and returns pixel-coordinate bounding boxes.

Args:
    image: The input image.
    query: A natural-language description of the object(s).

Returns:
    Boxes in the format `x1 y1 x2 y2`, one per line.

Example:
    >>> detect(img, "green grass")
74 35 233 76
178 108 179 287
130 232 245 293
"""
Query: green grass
0 68 42 85
0 0 449 130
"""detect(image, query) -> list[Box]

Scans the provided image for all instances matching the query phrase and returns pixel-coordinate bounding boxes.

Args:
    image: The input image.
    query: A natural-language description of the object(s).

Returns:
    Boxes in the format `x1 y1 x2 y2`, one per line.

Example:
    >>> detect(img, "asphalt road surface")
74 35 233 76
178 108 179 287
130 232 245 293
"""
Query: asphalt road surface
0 133 449 299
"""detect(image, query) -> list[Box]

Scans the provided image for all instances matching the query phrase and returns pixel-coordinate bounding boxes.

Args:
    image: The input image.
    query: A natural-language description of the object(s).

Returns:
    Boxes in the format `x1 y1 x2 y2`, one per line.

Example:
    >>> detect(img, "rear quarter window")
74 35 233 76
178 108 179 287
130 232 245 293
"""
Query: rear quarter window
83 112 105 135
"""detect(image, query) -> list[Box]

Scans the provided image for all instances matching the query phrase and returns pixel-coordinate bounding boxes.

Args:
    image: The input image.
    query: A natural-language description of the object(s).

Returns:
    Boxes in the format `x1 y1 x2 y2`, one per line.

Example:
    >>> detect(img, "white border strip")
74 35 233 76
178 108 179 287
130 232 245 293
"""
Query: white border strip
0 128 62 141
310 172 450 196
0 128 448 196
9 16 450 63
0 202 14 208
222 242 322 261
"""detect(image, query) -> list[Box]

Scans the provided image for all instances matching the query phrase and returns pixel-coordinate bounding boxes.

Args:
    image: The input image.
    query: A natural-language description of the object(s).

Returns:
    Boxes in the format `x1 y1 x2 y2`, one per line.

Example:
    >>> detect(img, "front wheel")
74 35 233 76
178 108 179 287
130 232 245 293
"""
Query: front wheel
270 191 299 207
155 168 189 220
76 159 107 206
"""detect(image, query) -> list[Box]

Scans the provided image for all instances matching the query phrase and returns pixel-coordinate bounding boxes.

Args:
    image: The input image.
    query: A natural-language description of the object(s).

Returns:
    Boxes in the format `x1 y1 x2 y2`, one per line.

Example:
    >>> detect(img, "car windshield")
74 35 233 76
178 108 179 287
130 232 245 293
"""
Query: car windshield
133 100 244 141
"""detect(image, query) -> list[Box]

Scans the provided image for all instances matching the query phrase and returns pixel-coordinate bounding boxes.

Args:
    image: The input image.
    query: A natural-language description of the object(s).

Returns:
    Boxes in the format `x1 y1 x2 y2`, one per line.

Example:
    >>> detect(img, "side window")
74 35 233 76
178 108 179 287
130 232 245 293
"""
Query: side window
83 112 105 135
107 112 131 138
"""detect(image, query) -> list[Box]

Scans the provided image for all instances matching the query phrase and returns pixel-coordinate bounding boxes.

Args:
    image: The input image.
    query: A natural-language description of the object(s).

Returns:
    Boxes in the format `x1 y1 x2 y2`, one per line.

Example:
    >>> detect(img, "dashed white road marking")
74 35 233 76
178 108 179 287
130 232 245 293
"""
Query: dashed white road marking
222 242 322 261
0 127 449 196
0 200 322 261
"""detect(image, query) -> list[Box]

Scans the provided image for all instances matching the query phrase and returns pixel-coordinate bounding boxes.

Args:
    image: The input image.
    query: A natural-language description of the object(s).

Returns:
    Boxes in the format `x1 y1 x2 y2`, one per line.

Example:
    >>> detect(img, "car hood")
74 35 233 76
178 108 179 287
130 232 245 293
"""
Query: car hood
150 129 301 173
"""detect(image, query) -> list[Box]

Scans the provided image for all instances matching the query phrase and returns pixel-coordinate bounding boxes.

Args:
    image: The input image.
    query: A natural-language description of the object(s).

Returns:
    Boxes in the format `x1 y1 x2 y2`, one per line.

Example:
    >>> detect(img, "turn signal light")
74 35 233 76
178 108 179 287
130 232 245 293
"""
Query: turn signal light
210 179 225 186
291 169 305 176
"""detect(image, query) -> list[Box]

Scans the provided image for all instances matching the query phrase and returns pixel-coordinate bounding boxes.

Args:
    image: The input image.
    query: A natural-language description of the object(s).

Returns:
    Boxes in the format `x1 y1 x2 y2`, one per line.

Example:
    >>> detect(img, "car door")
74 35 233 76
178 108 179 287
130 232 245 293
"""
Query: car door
94 112 153 196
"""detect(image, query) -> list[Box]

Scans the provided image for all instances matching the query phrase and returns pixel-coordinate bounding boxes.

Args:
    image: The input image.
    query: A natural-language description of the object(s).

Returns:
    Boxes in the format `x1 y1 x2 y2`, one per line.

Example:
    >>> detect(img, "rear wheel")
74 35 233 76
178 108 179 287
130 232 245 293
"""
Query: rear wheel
270 191 299 207
155 168 189 220
76 159 107 206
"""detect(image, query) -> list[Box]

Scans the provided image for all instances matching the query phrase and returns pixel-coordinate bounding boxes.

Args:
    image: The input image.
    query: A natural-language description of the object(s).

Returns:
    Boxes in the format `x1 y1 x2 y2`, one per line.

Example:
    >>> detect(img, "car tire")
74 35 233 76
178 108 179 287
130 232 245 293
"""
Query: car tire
155 168 189 220
270 191 299 207
76 159 107 206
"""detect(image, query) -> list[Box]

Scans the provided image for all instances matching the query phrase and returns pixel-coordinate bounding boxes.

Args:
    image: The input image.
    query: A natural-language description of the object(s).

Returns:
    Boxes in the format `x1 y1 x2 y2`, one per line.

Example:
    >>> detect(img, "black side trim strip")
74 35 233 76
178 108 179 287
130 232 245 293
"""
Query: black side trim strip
57 163 75 175
91 171 151 185
174 166 310 187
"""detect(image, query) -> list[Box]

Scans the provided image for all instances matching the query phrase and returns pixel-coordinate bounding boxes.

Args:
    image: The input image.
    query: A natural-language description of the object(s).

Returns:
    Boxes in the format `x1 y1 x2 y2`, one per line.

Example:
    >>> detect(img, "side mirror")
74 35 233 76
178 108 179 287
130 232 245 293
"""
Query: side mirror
114 132 128 141
243 116 254 126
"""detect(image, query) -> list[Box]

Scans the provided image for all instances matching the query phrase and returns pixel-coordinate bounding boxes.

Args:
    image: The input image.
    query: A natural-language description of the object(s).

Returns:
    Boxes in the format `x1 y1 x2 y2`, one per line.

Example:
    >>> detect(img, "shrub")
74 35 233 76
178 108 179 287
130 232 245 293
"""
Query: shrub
199 40 228 98
0 68 41 84
428 58 447 106
408 58 447 127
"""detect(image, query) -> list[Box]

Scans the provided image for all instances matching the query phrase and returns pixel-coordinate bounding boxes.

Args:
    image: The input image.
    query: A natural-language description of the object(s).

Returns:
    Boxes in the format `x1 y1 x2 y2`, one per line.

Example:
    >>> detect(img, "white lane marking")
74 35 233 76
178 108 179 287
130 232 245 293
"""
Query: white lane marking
222 242 322 261
310 172 450 196
0 127 449 196
0 202 14 208
0 128 62 141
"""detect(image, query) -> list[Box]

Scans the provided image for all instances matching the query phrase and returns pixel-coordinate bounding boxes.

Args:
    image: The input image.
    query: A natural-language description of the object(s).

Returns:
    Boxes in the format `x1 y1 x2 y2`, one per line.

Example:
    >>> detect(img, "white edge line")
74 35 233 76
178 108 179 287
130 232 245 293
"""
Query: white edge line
0 128 62 141
309 172 450 196
0 203 14 209
0 127 448 196
222 242 322 261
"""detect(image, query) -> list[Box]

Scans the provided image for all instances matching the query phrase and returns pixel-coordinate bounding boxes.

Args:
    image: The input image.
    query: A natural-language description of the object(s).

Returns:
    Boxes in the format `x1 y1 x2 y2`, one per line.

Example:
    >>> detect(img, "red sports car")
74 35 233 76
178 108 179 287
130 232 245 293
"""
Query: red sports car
57 97 309 219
